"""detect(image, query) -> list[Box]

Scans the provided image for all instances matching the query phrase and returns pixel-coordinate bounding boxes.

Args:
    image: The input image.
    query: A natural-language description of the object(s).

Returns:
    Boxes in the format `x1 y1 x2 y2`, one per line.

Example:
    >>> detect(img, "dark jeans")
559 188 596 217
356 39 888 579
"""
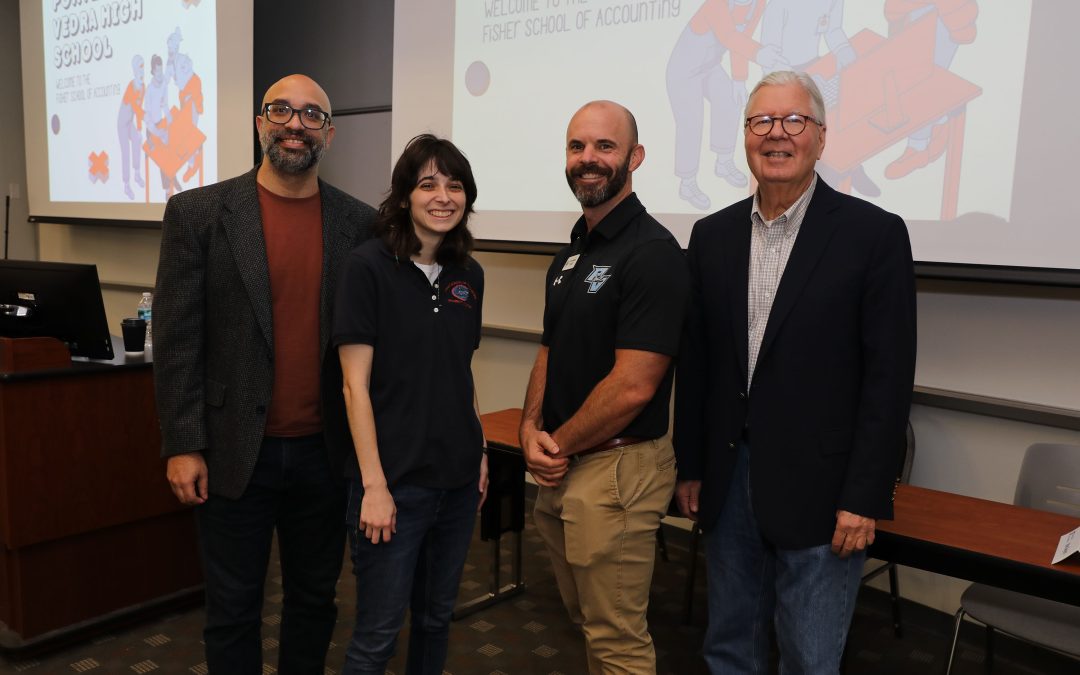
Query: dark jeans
196 434 345 675
343 479 480 675
704 441 865 674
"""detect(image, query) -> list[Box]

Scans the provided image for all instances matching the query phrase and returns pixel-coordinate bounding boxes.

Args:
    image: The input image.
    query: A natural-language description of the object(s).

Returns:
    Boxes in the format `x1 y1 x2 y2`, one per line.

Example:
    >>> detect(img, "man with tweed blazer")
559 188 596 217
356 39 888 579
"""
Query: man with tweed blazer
154 74 375 674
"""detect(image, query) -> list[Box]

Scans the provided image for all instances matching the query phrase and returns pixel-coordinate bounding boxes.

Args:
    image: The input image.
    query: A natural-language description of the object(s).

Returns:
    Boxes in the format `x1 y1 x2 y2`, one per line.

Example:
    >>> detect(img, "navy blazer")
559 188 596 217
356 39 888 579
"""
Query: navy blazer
673 178 916 549
154 168 376 499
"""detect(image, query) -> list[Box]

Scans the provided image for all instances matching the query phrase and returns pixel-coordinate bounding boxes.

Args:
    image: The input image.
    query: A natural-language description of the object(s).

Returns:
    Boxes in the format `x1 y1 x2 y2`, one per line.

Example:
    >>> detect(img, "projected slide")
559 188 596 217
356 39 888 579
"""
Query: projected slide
43 0 217 204
449 0 1031 244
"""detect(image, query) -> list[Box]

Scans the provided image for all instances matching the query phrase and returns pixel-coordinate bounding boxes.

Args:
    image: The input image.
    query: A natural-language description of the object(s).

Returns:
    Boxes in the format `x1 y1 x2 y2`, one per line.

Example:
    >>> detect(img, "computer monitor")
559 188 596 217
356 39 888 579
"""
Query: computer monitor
0 260 114 360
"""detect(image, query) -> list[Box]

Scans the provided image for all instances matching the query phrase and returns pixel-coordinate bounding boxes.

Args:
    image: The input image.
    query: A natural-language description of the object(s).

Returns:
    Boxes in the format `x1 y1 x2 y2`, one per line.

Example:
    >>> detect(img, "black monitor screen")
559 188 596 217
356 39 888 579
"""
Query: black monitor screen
0 260 114 360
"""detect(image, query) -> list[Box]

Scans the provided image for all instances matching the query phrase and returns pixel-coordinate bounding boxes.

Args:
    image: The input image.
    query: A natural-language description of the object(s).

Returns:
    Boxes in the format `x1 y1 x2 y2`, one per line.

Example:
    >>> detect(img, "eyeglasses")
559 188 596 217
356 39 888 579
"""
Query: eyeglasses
744 114 824 137
262 103 331 130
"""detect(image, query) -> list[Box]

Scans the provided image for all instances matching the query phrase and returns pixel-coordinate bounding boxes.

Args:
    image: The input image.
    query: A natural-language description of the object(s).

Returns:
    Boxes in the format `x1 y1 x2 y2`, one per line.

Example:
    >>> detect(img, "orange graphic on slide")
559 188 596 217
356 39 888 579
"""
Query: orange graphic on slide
880 0 979 180
175 55 204 184
180 72 203 118
801 9 982 219
121 80 145 130
88 151 109 183
143 106 206 202
142 44 206 202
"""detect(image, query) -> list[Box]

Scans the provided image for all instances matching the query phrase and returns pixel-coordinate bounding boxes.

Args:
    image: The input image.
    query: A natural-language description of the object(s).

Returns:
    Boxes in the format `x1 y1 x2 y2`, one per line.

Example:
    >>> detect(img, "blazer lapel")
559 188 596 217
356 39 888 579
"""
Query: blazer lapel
319 181 354 364
222 169 274 352
758 179 841 362
729 203 752 384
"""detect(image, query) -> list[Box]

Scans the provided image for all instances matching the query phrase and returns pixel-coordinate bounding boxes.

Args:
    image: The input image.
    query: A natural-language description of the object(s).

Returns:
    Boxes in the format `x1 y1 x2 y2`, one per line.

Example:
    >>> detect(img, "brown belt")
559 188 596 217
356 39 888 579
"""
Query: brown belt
571 436 648 460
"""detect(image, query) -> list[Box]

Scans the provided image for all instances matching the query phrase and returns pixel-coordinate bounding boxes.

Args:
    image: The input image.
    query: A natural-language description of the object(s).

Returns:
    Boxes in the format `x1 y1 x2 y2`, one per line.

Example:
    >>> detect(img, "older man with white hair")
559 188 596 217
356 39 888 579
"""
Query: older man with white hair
674 71 916 673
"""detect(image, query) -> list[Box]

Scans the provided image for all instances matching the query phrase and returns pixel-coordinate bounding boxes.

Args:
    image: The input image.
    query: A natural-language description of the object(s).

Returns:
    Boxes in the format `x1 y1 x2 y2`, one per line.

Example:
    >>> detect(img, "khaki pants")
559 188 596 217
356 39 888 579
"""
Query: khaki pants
534 438 676 675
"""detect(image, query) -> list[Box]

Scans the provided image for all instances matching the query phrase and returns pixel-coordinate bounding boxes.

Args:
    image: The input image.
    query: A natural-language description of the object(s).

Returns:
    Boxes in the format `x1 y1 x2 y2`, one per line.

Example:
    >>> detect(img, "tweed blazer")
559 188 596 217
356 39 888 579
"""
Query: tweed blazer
153 167 375 499
673 179 917 548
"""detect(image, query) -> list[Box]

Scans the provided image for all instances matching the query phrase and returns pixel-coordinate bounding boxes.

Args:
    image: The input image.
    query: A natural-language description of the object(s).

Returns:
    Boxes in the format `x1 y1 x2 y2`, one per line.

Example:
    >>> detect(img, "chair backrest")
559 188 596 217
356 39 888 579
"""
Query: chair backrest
1014 443 1080 518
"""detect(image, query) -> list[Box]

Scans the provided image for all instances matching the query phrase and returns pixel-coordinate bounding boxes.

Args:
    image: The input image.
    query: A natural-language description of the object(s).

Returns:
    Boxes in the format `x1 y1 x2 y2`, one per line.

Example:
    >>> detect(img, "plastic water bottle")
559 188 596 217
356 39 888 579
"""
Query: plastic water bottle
137 292 153 349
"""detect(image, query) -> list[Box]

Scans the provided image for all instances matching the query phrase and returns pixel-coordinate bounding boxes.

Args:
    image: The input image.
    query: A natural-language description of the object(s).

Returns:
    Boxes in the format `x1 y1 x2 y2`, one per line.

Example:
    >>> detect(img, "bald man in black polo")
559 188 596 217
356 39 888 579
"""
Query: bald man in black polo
520 100 689 675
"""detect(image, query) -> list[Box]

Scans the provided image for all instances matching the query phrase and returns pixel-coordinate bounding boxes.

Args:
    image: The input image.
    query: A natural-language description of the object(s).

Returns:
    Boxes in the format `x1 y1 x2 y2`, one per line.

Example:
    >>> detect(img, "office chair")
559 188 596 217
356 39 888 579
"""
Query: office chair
944 442 1080 674
860 420 916 637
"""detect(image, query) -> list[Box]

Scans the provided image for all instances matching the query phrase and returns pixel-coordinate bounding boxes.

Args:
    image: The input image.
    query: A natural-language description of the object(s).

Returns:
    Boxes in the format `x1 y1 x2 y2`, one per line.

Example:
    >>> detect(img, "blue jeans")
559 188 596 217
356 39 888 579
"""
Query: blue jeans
704 442 864 674
196 434 345 675
343 479 480 675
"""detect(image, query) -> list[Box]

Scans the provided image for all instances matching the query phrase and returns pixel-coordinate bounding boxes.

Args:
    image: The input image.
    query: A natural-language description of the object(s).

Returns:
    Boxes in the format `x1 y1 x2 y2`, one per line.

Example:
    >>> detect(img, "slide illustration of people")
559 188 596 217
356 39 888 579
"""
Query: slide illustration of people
164 27 183 84
130 26 208 201
882 0 979 179
117 54 146 201
760 0 857 74
665 0 790 211
759 0 881 197
143 53 182 198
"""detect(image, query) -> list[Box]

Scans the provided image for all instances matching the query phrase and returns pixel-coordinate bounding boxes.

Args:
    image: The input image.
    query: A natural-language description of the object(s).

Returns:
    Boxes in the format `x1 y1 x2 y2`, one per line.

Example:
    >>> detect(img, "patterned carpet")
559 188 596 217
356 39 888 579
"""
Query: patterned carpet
1 497 1076 674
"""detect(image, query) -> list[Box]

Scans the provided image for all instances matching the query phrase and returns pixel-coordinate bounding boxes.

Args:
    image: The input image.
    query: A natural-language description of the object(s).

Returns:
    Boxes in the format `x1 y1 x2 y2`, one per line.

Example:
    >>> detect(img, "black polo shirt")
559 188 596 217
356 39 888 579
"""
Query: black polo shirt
332 239 484 489
541 193 689 440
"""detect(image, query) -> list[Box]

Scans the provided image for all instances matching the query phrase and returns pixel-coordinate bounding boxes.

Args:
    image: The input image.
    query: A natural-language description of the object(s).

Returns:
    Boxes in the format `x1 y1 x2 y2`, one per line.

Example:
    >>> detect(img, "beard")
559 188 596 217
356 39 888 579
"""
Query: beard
259 126 326 174
565 151 632 208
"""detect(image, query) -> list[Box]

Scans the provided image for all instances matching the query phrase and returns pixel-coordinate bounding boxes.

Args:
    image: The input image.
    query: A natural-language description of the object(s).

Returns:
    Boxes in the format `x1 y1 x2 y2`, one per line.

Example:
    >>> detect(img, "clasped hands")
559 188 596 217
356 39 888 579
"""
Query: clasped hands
521 426 568 487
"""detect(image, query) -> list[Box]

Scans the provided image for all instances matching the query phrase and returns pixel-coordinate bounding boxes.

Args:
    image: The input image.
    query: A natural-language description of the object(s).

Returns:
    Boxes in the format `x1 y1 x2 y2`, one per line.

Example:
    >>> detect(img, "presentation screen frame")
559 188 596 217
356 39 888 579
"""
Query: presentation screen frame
19 0 254 226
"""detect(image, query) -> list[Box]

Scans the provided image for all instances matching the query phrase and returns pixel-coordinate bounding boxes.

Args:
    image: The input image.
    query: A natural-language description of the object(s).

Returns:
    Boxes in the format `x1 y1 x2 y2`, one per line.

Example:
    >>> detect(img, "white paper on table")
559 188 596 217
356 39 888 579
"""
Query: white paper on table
1052 525 1080 564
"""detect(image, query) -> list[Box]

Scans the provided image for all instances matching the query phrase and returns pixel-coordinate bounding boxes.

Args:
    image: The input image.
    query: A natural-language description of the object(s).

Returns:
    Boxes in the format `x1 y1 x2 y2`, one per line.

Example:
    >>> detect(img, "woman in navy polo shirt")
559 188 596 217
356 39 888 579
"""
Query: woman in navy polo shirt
333 134 488 674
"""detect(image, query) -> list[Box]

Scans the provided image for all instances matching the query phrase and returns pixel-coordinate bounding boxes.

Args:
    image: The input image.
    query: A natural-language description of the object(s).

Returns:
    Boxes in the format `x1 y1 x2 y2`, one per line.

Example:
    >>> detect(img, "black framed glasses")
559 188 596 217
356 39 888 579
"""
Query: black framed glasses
262 103 331 130
744 114 823 137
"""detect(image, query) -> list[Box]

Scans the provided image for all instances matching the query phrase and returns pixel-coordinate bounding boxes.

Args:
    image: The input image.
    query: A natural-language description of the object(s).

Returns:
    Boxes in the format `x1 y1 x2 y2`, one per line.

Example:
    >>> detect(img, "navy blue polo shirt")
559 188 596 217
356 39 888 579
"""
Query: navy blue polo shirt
541 193 689 440
332 239 484 489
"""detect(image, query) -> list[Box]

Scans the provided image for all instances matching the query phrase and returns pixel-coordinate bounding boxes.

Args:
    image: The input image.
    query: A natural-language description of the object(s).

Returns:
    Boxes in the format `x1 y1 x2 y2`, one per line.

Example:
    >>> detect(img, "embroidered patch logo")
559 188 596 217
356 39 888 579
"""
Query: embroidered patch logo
583 266 612 294
447 281 475 308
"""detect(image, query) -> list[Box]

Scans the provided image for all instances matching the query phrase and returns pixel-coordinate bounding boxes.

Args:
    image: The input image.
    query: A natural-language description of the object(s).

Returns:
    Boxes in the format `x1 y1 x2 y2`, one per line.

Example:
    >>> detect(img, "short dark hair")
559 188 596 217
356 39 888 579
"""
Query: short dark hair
376 134 478 267
151 54 162 72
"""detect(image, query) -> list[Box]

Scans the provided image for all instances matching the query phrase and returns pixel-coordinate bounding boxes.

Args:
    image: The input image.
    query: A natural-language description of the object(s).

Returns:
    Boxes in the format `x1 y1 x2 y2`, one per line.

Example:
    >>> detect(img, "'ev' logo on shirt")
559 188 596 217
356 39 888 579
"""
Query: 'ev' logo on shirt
584 266 612 294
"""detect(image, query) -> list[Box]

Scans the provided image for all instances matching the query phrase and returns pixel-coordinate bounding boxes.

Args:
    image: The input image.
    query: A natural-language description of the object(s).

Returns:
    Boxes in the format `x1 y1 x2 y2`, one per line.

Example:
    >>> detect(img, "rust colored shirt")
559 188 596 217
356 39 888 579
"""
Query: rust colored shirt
258 183 324 437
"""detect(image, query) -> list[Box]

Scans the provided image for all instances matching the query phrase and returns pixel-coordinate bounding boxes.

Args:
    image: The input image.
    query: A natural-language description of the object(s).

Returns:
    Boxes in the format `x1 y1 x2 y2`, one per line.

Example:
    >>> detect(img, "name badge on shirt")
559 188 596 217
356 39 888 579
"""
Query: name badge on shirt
562 254 580 271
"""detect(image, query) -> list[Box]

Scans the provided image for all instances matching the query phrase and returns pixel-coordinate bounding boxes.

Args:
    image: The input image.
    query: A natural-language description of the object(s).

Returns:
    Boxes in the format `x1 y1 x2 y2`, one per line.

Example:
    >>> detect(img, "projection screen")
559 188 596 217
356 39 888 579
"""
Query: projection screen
20 0 253 225
393 0 1080 279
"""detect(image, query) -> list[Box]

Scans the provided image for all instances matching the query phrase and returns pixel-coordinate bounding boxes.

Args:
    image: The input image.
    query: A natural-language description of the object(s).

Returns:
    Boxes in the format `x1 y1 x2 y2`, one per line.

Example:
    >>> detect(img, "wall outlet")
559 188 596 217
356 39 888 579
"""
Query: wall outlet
7 183 19 200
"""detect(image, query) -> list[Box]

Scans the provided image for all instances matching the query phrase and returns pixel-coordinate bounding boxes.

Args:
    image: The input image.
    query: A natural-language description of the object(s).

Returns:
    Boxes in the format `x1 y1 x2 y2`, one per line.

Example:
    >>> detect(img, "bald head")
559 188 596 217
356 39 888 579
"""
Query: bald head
564 100 644 218
256 74 335 182
262 74 332 116
569 100 638 146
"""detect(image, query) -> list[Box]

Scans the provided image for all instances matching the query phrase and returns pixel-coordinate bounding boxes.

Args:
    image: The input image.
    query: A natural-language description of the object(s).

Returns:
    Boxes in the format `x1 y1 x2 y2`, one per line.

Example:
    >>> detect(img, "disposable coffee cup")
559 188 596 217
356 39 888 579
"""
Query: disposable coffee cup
121 317 147 353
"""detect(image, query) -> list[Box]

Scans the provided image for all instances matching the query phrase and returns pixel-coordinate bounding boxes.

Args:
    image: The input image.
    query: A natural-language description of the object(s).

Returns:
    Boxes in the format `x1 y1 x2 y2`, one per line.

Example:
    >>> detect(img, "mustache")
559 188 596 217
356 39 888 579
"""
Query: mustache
569 162 613 179
267 128 314 148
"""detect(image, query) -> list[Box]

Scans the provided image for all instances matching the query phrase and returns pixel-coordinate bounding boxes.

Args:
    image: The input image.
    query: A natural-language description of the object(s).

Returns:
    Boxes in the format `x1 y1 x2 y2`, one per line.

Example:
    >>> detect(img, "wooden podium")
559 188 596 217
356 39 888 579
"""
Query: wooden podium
0 337 202 647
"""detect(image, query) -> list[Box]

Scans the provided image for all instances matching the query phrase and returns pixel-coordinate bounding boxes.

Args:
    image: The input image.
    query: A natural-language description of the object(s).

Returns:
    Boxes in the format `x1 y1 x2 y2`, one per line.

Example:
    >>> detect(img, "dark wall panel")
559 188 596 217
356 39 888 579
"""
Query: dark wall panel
253 0 393 114
317 111 392 208
252 1 394 208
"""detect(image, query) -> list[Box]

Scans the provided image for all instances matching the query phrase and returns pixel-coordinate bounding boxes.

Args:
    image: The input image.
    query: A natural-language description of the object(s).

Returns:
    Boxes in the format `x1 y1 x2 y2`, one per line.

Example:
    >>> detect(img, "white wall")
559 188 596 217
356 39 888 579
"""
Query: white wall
916 281 1080 410
470 252 547 412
